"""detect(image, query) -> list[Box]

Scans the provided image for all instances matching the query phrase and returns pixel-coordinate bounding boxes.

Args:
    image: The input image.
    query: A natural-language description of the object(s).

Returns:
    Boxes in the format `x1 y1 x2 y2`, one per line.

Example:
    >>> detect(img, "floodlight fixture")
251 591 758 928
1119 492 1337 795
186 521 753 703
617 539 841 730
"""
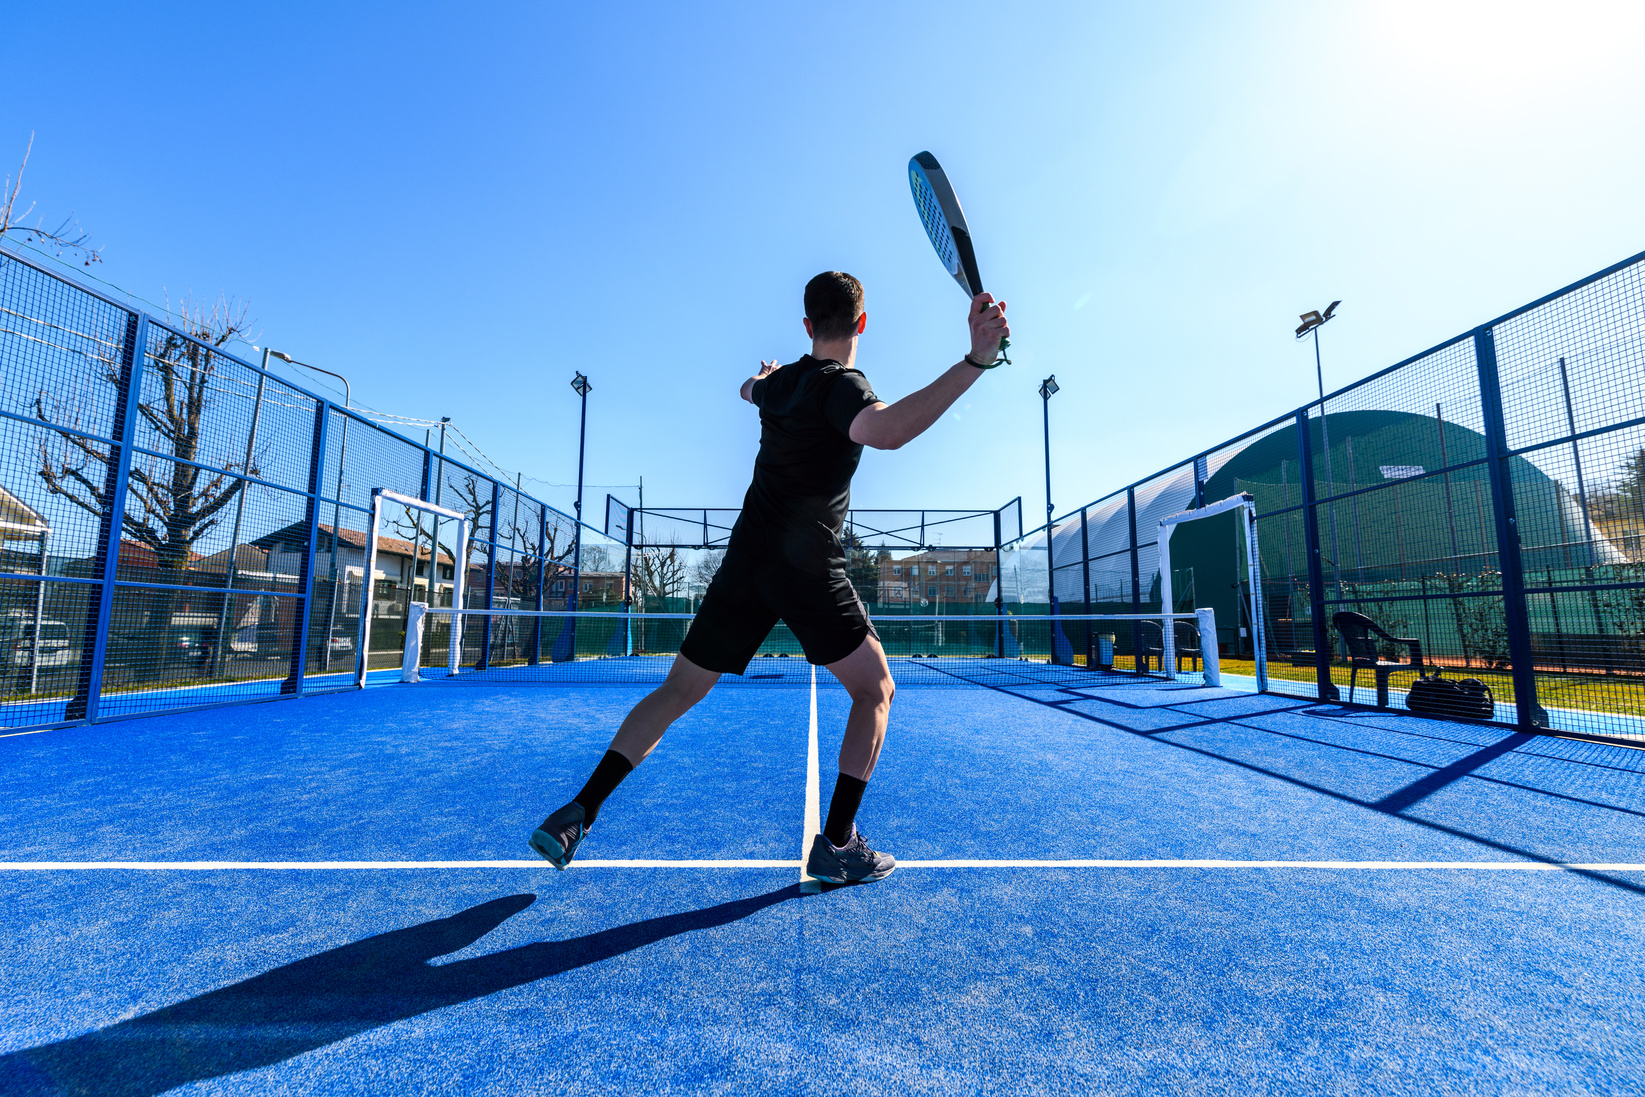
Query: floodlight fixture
571 372 591 397
1295 300 1340 339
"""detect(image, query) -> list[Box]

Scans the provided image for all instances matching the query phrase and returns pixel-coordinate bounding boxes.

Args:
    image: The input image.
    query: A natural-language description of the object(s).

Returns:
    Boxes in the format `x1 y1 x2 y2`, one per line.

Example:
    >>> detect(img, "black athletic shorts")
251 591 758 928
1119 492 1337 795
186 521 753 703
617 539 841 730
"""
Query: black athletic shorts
679 549 877 674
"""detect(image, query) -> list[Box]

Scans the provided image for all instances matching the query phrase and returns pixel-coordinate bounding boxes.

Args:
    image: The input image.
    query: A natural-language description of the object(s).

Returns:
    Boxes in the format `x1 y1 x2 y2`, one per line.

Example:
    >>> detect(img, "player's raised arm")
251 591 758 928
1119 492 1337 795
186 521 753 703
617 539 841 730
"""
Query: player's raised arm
740 359 782 404
847 293 1008 450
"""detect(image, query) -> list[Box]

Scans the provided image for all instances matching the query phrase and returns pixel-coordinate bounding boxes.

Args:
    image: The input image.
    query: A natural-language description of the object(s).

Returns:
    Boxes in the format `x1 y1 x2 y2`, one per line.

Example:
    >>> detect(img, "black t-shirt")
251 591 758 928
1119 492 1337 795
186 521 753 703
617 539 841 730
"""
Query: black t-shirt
732 355 880 572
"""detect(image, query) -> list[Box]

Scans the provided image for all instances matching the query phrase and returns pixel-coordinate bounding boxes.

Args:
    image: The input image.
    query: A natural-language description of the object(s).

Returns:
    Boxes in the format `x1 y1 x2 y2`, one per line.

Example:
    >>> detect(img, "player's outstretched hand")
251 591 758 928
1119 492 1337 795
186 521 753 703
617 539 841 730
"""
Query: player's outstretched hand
968 293 1009 365
741 358 784 403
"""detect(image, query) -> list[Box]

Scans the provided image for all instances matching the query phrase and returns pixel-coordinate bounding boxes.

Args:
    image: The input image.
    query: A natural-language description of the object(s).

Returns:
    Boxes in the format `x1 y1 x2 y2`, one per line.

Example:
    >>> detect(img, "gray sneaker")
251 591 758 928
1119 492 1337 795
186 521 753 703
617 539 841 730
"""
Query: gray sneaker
806 826 896 884
528 802 588 869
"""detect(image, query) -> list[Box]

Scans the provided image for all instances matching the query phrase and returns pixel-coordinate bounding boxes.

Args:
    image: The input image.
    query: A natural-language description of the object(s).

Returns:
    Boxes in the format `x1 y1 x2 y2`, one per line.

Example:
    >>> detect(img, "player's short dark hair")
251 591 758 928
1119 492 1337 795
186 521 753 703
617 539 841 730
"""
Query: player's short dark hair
804 271 865 340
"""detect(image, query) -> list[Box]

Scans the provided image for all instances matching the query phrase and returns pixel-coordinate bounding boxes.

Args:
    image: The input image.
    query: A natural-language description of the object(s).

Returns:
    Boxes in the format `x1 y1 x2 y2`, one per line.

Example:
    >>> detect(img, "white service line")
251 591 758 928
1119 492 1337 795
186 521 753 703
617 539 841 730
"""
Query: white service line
800 666 821 889
0 860 792 870
2 859 1642 872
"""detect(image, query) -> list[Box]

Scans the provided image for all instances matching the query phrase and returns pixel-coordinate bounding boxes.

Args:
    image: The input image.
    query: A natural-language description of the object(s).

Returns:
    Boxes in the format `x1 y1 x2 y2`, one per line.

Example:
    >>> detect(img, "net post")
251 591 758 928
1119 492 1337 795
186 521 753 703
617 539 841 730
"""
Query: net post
476 480 499 670
402 601 426 683
355 489 385 689
448 517 470 677
1197 607 1220 687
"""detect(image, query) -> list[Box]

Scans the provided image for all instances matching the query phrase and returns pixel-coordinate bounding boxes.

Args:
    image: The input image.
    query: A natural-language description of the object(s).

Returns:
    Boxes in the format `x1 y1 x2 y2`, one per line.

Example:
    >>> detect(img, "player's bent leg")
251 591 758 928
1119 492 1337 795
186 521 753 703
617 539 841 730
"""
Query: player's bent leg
807 634 896 884
826 633 895 781
609 654 721 765
529 654 721 869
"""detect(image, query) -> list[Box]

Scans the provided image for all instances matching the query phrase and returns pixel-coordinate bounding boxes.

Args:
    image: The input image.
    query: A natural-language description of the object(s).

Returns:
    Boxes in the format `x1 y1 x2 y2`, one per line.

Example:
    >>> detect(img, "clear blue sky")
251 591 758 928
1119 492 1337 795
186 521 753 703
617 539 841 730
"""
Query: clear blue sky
6 1 1645 526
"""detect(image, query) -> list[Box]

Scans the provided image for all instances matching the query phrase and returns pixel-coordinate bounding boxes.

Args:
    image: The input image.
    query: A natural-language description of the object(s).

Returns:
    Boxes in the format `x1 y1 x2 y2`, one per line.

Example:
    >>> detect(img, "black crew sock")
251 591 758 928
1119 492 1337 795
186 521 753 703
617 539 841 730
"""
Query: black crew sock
569 750 634 827
823 774 868 848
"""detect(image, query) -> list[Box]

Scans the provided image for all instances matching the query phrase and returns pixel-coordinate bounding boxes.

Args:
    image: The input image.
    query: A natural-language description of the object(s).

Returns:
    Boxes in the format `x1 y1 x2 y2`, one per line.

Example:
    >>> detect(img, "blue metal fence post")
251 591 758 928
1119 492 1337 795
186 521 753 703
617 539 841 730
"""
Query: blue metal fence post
992 506 1005 657
477 480 499 669
1127 486 1142 672
68 311 148 722
622 502 636 656
282 398 329 694
1474 325 1546 728
1296 408 1336 701
1079 505 1093 665
529 506 547 665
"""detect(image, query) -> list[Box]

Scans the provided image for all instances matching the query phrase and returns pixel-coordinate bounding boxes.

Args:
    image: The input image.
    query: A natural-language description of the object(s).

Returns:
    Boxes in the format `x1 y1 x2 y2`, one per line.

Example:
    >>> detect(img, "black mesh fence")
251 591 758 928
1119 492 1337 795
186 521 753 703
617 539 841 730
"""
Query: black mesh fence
0 245 590 731
1043 248 1645 743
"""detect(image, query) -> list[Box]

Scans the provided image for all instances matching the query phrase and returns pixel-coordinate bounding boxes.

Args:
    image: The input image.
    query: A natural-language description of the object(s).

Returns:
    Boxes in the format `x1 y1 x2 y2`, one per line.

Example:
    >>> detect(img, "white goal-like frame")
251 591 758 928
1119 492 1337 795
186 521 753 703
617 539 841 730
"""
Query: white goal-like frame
356 488 472 689
1157 492 1268 693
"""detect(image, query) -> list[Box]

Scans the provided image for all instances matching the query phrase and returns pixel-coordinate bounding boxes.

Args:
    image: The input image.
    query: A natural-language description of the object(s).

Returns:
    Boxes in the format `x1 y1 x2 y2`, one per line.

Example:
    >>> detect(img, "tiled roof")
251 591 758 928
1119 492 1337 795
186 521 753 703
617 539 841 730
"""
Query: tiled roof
314 525 454 565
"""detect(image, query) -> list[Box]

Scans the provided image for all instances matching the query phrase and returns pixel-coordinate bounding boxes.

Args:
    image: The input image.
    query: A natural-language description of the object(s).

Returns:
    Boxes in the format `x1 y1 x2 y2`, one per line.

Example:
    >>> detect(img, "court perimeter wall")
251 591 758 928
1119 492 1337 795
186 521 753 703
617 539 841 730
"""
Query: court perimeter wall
1043 247 1645 743
0 245 620 732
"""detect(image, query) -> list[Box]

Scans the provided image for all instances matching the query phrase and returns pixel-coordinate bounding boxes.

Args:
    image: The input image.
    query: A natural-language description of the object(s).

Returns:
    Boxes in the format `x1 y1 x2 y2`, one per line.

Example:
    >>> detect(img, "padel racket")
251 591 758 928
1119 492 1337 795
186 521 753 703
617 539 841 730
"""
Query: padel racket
908 150 1009 362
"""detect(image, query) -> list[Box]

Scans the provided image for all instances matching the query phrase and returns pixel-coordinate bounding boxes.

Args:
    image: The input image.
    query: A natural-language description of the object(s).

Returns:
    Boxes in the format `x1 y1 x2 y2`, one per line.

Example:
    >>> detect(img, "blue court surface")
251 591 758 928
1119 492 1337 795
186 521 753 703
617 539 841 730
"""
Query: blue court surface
2 671 1644 1095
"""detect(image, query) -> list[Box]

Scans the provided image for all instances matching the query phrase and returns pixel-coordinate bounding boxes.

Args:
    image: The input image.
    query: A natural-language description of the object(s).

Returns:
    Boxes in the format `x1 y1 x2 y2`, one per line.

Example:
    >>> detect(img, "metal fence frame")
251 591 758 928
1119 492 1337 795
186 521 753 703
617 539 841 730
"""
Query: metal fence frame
0 244 595 732
1043 246 1645 742
15 239 1645 740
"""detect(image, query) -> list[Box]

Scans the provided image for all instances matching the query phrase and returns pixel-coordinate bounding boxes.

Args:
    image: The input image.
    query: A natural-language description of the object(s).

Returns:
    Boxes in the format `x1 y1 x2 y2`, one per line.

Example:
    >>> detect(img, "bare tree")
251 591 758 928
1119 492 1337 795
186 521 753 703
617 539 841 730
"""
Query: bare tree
688 548 725 595
37 296 258 579
633 545 687 611
2 134 102 266
540 516 582 605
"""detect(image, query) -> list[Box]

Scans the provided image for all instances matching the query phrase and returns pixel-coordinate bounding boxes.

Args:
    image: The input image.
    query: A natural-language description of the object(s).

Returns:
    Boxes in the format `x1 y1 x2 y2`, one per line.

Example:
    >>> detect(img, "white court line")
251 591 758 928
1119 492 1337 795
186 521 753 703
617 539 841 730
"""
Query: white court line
800 667 821 890
2 860 1642 871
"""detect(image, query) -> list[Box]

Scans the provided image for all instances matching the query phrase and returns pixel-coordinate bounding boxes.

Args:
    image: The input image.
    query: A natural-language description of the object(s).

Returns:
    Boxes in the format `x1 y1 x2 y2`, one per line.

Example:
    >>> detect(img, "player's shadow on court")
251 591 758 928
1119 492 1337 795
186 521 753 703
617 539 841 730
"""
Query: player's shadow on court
0 884 805 1097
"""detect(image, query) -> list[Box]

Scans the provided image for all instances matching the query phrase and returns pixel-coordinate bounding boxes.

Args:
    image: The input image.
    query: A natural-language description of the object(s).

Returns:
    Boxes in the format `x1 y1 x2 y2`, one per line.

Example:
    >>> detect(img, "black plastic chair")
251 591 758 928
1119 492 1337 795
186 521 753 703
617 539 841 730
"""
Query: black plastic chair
1332 611 1423 708
1137 619 1203 674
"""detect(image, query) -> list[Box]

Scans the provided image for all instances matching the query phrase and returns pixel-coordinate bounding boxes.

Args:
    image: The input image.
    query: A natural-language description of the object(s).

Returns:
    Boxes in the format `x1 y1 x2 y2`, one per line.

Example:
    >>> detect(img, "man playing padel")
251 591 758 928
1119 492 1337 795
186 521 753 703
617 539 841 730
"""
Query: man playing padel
530 271 1010 883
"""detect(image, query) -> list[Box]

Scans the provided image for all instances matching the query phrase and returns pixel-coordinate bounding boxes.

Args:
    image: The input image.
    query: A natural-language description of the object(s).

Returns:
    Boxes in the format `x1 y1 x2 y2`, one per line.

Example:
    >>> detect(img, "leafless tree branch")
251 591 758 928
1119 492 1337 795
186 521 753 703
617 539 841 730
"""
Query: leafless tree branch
2 133 103 266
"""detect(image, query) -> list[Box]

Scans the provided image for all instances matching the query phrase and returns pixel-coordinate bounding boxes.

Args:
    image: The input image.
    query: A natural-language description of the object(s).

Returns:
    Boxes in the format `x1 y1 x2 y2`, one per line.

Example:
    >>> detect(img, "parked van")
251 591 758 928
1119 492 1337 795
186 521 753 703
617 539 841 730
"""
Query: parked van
0 614 77 669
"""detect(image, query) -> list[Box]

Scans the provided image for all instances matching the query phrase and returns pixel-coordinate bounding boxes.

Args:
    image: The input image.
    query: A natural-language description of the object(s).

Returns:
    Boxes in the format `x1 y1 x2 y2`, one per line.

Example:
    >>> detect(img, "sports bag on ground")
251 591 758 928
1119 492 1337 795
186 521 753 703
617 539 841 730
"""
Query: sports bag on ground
1404 669 1495 720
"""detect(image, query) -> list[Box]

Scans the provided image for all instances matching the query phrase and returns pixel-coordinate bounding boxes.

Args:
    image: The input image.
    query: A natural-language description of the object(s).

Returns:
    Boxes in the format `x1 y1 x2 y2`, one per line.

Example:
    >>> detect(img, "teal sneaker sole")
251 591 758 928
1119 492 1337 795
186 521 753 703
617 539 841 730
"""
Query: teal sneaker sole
528 802 588 869
527 828 573 869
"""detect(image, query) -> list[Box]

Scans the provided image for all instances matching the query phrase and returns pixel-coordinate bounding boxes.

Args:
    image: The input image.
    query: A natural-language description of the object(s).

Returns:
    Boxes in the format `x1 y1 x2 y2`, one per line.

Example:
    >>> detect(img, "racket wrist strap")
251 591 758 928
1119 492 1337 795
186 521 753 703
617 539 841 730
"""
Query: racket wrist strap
964 351 1000 370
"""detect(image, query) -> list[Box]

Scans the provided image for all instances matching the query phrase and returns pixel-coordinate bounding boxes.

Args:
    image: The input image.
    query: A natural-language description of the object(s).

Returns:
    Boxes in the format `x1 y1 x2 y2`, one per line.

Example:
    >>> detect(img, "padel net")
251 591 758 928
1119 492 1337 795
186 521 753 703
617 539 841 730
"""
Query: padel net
389 607 1225 690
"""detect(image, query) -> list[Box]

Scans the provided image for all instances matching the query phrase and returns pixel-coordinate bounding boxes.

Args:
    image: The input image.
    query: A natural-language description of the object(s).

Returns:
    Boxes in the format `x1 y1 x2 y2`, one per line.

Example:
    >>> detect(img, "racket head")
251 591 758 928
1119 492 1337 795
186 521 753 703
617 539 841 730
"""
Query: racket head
909 151 984 299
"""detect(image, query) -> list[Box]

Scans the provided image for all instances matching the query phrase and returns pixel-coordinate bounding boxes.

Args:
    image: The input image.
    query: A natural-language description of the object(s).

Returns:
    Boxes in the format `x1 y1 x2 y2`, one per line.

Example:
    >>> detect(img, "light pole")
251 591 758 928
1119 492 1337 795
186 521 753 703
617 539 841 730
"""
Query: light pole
1039 374 1059 611
269 349 353 672
570 372 591 613
1296 303 1341 590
